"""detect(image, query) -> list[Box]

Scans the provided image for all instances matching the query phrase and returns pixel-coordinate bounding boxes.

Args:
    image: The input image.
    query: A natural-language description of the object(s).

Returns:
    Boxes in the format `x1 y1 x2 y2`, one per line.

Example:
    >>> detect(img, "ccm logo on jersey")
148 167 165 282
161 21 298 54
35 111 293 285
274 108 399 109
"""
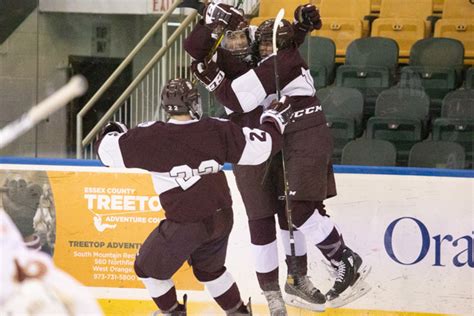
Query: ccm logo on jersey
291 105 323 119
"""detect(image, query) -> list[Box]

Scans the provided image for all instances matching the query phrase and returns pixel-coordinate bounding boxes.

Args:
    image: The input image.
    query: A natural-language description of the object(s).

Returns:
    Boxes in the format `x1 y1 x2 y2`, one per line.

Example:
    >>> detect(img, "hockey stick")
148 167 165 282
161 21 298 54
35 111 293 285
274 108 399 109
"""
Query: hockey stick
0 75 88 149
272 8 298 285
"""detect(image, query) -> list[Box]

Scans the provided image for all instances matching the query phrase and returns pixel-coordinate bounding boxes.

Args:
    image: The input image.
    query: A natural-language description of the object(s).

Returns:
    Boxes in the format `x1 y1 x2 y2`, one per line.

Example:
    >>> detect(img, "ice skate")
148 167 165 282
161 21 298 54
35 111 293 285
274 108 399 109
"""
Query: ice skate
284 275 325 312
325 248 371 308
151 294 187 316
263 290 288 316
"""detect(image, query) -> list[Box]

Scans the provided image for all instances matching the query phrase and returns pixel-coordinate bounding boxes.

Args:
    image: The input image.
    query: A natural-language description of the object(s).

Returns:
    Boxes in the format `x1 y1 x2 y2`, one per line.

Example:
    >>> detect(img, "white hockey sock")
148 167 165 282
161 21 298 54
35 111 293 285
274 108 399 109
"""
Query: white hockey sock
139 277 174 298
279 229 307 256
202 270 235 298
296 211 335 245
251 239 279 273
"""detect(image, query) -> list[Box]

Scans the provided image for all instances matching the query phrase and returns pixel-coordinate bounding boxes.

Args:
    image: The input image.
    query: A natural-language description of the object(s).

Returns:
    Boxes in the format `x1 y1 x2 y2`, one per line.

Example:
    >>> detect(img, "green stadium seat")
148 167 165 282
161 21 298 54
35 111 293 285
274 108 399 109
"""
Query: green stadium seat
336 37 399 117
366 87 431 165
400 37 465 117
299 36 336 89
341 138 397 166
466 67 474 89
408 140 465 169
319 86 364 163
432 89 474 168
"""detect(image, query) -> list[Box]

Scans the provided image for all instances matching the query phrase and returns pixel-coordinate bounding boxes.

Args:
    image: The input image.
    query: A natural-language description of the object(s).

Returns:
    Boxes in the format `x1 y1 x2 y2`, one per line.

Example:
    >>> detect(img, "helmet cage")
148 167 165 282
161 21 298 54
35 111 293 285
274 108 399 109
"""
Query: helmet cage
255 18 294 58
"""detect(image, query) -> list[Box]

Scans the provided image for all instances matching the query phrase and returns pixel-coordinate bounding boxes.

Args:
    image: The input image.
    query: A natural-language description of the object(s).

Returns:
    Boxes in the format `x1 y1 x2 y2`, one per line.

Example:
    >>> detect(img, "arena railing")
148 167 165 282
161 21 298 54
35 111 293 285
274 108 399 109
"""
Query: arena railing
76 0 196 159
75 0 260 159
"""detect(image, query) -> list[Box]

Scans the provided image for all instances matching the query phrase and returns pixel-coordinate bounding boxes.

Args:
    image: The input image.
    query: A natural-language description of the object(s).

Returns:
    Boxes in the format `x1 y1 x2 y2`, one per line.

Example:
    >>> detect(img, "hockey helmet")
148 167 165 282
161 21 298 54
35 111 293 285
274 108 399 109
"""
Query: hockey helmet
221 20 257 66
255 18 294 58
161 78 202 119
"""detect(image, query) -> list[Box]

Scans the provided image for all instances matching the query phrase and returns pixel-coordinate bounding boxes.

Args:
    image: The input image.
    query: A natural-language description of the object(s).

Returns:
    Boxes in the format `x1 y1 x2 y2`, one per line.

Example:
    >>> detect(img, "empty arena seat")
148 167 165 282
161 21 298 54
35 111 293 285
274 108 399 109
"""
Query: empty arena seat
366 87 431 165
250 0 309 26
432 89 474 167
401 37 464 115
319 86 364 163
408 140 465 169
466 67 474 89
341 138 397 166
311 0 372 57
371 0 433 58
336 37 399 116
441 0 474 19
299 36 336 88
434 0 474 64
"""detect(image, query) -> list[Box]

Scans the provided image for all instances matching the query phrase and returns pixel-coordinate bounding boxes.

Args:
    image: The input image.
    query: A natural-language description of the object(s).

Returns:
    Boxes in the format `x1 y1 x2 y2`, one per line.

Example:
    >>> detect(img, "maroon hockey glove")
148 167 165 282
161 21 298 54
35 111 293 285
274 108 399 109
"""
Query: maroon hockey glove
191 59 225 92
294 4 322 32
203 2 244 33
101 121 128 136
261 96 293 134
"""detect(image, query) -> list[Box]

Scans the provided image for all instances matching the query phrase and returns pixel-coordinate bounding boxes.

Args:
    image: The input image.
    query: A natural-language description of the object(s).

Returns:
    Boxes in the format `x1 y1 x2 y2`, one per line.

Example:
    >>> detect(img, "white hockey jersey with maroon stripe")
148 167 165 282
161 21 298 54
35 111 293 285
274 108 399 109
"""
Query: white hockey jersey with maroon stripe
97 117 282 222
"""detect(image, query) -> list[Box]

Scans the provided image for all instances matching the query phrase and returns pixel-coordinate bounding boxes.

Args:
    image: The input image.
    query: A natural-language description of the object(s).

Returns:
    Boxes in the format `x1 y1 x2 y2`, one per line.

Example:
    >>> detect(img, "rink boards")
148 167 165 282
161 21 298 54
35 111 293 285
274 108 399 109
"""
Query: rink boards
0 160 472 316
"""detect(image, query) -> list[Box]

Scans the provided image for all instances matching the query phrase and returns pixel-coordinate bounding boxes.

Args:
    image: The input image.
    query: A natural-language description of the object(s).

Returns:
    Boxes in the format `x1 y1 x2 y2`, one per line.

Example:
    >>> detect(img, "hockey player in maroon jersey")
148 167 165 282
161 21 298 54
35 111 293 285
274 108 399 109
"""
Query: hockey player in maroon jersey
185 2 330 315
95 78 292 316
191 3 369 311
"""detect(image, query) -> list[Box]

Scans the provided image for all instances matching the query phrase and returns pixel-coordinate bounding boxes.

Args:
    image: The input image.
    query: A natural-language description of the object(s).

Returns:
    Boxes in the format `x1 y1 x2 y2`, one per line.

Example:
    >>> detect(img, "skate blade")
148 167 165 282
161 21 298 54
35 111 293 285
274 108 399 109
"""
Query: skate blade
327 280 371 308
358 264 372 281
284 293 325 312
327 264 372 308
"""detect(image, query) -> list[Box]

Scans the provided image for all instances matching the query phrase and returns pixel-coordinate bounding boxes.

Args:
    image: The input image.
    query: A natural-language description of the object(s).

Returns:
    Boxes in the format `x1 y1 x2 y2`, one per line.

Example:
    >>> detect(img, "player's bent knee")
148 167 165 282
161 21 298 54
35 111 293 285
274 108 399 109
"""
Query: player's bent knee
248 216 276 245
193 266 226 282
134 259 147 278
290 200 327 227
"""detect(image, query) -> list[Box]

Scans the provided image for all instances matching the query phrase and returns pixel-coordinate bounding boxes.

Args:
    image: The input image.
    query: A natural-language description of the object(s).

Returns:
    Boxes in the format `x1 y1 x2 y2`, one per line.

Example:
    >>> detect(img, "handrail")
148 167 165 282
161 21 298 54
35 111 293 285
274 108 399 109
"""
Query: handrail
81 11 198 149
76 0 185 158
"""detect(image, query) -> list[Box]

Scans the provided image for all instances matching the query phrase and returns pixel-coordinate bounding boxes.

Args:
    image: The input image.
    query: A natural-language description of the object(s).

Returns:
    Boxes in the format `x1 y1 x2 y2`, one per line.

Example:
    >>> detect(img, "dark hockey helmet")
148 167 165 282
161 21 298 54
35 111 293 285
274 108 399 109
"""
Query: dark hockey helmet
255 18 294 58
161 78 202 119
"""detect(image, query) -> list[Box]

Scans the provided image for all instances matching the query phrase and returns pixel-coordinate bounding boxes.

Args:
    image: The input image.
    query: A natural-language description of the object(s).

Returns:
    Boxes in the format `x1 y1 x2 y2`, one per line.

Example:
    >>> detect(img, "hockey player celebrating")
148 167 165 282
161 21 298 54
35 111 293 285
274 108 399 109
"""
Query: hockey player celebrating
185 2 330 315
191 3 370 311
95 78 293 315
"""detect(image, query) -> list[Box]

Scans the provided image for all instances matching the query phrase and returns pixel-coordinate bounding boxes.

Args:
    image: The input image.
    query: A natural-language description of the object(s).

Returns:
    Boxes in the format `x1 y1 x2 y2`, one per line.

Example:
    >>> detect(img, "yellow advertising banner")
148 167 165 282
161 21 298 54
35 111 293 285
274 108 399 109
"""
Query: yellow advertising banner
0 168 202 291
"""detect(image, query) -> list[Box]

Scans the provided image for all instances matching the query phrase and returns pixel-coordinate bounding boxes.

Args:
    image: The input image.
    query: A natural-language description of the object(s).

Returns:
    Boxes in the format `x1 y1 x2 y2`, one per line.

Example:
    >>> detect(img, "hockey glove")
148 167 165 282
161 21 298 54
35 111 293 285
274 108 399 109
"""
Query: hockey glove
101 121 128 137
294 4 322 32
191 60 225 92
261 96 293 134
203 2 244 33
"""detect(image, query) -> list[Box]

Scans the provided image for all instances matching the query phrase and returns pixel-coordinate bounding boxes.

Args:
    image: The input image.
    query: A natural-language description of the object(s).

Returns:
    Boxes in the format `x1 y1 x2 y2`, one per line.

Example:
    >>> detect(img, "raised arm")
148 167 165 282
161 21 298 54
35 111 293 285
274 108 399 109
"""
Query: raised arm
219 96 292 165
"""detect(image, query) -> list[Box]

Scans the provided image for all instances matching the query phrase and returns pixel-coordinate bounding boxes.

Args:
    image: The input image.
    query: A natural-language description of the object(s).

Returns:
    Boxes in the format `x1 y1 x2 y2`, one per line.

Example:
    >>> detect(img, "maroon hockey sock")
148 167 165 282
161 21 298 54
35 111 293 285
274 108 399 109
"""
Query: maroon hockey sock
214 283 243 311
286 254 308 276
316 227 345 262
256 268 280 291
152 287 178 311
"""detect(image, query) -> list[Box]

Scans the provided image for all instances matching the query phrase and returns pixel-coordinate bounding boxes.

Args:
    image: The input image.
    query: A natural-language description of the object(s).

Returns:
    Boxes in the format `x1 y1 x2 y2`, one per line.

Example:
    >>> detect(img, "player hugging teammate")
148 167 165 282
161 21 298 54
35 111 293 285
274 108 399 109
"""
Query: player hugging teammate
187 1 371 314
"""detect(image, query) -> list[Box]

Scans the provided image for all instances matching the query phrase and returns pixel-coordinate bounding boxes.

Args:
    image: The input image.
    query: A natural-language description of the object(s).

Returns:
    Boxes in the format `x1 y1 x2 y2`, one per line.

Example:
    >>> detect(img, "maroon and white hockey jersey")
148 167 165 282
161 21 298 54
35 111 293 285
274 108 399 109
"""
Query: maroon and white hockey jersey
97 118 282 222
184 20 325 131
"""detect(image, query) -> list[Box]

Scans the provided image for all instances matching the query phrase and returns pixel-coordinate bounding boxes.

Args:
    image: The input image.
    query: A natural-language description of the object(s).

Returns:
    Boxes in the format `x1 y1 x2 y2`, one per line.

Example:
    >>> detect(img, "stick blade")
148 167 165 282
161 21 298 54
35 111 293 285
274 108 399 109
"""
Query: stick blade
272 8 285 54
